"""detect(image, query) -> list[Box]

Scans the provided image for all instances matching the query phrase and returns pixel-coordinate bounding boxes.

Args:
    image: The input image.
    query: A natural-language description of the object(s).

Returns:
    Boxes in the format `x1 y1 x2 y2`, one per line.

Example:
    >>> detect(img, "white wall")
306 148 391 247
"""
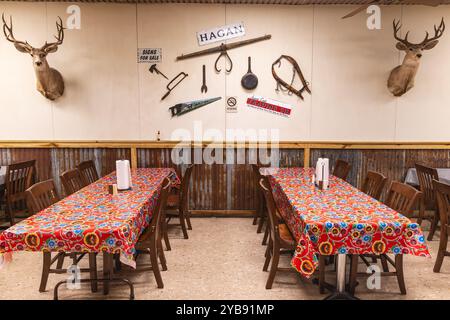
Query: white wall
0 2 449 142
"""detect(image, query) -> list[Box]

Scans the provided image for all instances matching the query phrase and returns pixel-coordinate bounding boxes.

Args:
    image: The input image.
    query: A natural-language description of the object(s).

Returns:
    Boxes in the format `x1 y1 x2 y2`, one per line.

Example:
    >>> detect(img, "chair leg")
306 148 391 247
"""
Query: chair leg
318 255 326 294
149 243 164 289
158 240 168 271
114 253 121 271
380 254 389 272
417 198 425 226
433 230 448 273
262 222 269 246
257 214 265 234
395 254 406 295
427 211 440 241
6 203 14 226
348 255 359 296
263 241 272 272
56 252 65 269
88 253 98 293
185 210 192 230
162 217 172 251
265 244 280 289
179 208 189 239
39 252 52 292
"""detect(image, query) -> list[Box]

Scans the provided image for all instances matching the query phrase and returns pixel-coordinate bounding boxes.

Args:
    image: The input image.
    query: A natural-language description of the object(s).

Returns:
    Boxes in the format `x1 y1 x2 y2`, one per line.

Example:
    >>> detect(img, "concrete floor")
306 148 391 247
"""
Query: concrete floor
0 217 449 300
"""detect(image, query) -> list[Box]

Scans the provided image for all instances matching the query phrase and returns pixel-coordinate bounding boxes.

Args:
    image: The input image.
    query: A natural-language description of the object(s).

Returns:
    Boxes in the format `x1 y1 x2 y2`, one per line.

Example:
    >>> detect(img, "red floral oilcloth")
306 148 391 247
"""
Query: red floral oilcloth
0 168 179 267
264 167 430 278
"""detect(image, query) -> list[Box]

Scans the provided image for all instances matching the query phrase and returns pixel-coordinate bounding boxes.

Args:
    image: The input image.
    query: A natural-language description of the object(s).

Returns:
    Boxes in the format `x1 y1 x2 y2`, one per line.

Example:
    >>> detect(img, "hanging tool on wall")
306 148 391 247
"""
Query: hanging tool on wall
149 64 169 80
169 97 221 117
201 65 207 93
241 56 258 90
271 55 311 100
161 72 188 100
176 34 272 73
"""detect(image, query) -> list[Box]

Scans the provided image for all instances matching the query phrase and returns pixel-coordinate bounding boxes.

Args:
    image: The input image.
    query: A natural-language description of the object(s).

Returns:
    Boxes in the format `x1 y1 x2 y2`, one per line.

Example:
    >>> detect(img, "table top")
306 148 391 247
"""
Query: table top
266 167 430 278
0 168 179 267
405 167 450 186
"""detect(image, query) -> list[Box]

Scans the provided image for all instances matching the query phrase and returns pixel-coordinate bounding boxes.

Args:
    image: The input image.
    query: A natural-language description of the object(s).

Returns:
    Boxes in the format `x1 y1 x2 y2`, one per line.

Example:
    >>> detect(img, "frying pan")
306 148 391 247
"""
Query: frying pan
241 56 258 90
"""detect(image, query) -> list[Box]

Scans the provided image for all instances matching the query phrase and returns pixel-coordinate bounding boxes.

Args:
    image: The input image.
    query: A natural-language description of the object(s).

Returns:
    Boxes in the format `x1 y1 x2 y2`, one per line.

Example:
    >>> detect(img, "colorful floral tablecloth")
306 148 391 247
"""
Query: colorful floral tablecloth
263 167 430 278
0 168 179 268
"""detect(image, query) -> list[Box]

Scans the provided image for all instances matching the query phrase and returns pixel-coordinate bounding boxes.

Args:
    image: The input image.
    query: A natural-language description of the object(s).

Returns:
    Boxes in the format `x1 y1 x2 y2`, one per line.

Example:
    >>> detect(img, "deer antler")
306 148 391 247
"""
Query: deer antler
392 19 413 47
41 17 64 52
2 13 32 52
419 18 445 46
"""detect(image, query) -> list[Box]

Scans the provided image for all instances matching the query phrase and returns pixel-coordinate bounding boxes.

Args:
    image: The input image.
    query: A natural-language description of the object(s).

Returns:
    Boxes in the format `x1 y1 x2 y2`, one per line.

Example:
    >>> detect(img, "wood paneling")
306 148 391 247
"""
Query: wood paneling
1 143 449 213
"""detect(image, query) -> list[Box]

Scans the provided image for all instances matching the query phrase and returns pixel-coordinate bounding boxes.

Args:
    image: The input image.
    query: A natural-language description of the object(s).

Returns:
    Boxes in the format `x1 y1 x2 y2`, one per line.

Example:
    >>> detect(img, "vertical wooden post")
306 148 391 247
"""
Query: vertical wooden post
304 146 311 168
130 147 138 169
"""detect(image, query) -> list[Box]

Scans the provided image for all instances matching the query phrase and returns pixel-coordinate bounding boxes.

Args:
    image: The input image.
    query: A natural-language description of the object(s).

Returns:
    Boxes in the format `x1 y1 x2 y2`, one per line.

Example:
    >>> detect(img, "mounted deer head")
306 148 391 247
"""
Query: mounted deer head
2 14 65 101
388 18 445 97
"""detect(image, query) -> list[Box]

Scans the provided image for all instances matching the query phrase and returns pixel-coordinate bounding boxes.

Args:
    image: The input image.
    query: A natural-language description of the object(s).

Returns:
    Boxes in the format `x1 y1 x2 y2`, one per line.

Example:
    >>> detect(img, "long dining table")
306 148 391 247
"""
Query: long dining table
261 167 430 299
0 167 179 298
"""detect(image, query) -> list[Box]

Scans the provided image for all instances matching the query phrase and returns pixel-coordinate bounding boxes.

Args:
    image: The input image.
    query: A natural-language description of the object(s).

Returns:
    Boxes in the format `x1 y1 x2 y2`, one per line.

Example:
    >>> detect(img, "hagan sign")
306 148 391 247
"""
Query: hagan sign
197 22 245 46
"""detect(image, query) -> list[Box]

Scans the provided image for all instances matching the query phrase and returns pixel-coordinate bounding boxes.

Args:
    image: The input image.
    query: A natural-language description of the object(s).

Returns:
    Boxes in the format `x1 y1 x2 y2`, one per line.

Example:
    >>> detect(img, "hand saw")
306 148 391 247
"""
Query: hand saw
169 97 222 117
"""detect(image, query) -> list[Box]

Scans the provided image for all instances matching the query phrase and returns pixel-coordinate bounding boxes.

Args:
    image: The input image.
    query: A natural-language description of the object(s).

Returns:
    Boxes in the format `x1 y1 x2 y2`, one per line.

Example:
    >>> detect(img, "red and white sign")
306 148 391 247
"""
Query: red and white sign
246 96 292 117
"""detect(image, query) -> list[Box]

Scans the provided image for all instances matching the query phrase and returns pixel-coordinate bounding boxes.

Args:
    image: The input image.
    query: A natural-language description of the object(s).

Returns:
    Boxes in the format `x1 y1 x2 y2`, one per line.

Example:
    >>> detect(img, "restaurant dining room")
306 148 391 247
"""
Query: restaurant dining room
0 0 450 310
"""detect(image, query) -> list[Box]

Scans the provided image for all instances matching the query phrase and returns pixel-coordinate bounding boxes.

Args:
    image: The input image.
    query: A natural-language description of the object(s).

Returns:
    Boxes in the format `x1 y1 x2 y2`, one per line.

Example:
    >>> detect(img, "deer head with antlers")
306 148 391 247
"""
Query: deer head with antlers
2 14 65 101
388 18 445 97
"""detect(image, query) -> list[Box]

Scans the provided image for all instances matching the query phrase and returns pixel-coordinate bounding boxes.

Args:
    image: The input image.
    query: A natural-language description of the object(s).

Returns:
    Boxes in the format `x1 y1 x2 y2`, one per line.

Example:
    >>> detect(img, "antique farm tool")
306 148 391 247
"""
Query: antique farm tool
201 65 207 93
161 72 188 100
149 64 168 80
241 56 258 90
272 55 311 100
169 97 222 117
388 18 445 97
2 14 65 101
342 0 441 20
176 34 272 73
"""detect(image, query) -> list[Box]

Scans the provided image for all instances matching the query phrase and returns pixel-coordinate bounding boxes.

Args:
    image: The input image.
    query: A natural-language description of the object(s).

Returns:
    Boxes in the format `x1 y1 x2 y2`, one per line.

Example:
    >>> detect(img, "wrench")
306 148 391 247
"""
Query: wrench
201 65 207 93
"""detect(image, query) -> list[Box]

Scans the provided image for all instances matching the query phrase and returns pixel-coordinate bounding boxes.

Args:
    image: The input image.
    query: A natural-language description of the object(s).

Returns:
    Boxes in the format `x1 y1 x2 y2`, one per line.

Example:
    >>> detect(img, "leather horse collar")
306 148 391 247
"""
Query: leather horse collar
271 55 311 100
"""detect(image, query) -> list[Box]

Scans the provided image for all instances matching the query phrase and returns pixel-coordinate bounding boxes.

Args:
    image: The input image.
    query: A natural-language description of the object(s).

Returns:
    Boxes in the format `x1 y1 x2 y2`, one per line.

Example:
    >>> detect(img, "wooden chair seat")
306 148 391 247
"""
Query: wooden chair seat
278 223 296 248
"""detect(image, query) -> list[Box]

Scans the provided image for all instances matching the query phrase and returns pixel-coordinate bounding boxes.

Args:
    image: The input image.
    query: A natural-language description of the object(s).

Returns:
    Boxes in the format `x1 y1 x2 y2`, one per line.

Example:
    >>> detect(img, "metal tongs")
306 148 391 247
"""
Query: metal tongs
161 72 188 100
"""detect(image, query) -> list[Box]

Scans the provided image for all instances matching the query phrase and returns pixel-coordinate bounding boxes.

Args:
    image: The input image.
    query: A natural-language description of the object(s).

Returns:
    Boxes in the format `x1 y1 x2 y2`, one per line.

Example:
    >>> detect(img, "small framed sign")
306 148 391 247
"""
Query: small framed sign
197 22 245 46
226 97 238 113
137 48 162 63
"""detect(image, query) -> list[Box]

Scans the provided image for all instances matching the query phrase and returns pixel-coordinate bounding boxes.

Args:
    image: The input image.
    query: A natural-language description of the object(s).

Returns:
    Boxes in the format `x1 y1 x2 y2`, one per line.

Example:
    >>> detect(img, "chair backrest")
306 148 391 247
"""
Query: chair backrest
415 163 439 209
5 160 36 206
180 165 194 211
26 179 60 214
60 168 84 196
77 160 99 186
432 179 450 236
385 181 421 217
361 170 387 201
333 159 351 181
259 176 281 244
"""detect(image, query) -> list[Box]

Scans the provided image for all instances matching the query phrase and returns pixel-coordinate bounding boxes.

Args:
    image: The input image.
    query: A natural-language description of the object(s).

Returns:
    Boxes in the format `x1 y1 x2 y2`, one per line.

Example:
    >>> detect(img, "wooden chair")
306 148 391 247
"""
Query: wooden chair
333 159 351 181
415 163 439 240
259 176 297 289
77 160 99 187
135 177 171 288
361 171 387 201
26 179 98 292
349 181 421 295
164 165 194 248
60 168 85 196
432 179 450 273
4 160 35 227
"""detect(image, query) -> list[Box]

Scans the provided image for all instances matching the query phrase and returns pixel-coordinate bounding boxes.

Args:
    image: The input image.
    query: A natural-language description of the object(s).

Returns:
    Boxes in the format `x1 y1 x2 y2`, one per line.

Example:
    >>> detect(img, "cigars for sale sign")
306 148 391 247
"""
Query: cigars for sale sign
246 96 292 117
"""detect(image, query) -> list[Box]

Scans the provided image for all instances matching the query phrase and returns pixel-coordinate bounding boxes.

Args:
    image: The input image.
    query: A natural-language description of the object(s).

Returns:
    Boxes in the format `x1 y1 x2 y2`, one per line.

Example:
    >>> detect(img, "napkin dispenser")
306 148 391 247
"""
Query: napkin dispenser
116 160 133 191
314 158 330 190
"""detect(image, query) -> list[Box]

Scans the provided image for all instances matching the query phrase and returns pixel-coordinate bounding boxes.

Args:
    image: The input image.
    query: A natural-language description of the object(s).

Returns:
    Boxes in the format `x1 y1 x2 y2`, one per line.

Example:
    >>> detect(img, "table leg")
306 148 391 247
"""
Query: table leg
324 254 358 300
103 252 112 295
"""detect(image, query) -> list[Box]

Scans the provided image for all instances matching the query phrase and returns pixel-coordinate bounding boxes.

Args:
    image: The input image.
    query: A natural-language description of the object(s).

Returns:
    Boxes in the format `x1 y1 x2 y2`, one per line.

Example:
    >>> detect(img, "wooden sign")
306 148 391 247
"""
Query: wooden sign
197 22 245 46
137 48 162 63
246 96 292 117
